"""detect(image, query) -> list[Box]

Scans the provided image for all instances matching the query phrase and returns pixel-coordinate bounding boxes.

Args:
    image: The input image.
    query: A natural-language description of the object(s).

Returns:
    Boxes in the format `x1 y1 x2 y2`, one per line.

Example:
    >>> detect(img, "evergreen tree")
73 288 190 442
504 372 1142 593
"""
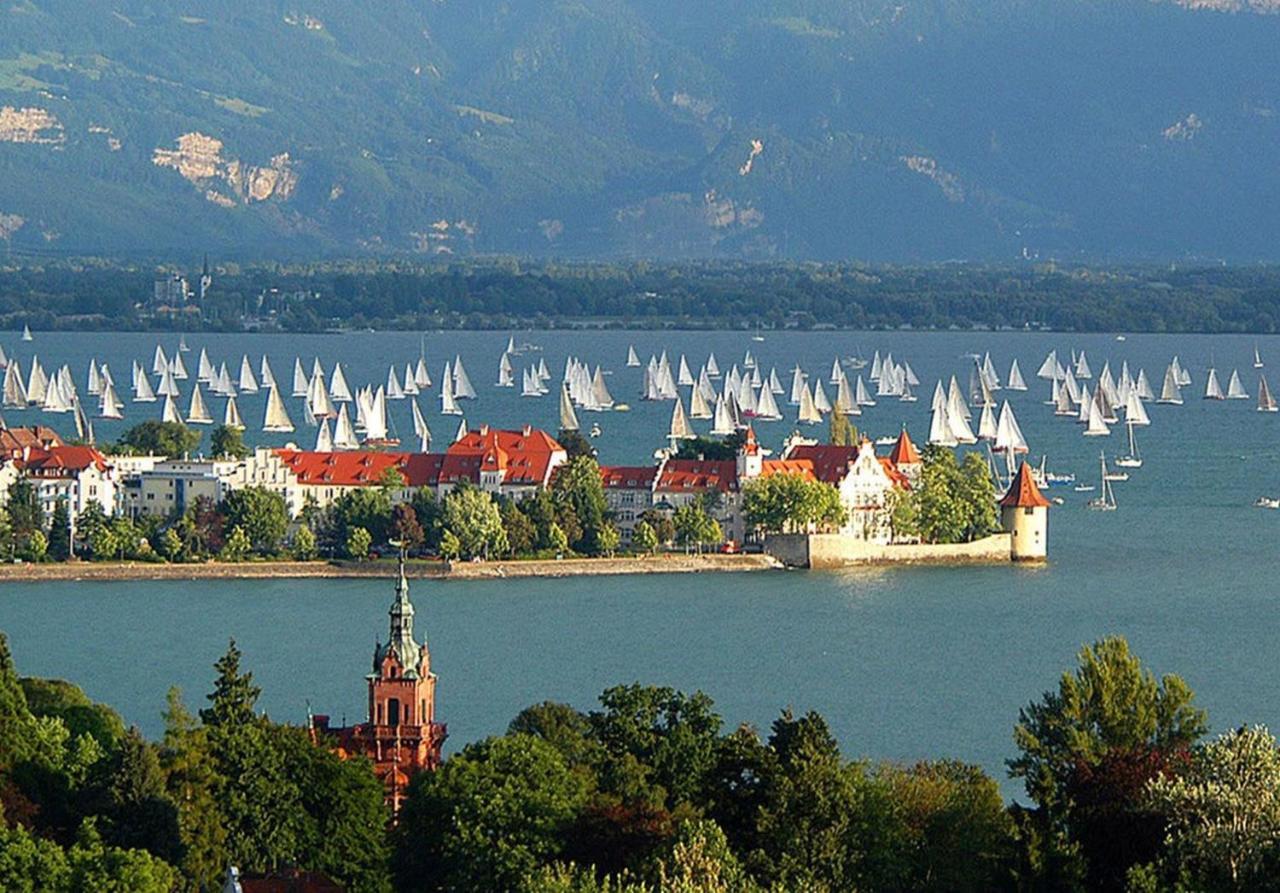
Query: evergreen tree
161 688 228 893
103 727 181 862
48 499 72 561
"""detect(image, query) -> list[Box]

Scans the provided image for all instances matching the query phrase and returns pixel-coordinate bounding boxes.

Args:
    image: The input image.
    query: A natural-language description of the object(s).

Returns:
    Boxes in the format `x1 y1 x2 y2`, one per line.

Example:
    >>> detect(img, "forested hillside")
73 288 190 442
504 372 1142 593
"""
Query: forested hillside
1 0 1279 260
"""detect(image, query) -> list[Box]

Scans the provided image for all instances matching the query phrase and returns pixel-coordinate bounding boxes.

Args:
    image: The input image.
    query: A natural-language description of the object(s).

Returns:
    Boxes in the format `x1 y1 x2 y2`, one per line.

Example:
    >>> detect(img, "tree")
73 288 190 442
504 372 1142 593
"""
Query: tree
183 496 225 557
597 524 620 557
48 499 72 561
742 475 846 535
552 455 609 554
673 433 744 461
346 526 372 561
1009 637 1207 885
220 526 250 562
500 500 536 556
394 734 590 892
23 530 47 563
1146 725 1280 889
118 420 201 457
390 504 425 552
557 428 596 460
160 688 228 893
829 412 857 447
912 446 969 544
158 528 183 562
639 509 675 546
673 504 720 553
220 487 288 555
292 524 318 561
6 476 41 556
439 530 461 561
958 452 998 541
589 684 722 809
441 486 507 559
409 488 442 549
547 522 569 555
632 521 658 555
873 760 1016 891
102 727 181 862
332 488 394 547
209 425 249 460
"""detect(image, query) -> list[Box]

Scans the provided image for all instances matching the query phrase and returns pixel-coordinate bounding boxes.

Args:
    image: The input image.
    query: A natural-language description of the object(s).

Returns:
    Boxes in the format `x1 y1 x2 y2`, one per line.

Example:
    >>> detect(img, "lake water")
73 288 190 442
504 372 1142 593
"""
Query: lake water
1 328 1278 796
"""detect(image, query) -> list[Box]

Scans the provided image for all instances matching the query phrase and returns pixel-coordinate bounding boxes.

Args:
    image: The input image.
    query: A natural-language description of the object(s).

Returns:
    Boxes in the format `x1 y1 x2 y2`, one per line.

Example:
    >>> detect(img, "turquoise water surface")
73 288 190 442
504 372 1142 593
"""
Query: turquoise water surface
0 329 1277 795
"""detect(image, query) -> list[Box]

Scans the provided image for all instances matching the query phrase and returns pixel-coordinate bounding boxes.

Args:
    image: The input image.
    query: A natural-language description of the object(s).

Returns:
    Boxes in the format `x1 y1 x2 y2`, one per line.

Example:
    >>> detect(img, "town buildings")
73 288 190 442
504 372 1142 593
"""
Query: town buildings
309 555 445 814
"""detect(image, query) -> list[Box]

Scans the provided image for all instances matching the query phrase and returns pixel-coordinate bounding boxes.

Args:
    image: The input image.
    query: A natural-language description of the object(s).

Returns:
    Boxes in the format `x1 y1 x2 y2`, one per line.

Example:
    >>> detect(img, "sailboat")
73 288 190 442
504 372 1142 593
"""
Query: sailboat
224 395 244 430
1259 375 1278 413
1204 367 1225 400
1157 365 1184 405
496 352 515 387
97 383 124 420
796 383 821 424
668 395 695 443
1256 345 1264 369
1007 359 1027 391
262 386 295 433
186 384 213 425
238 356 259 393
559 383 580 432
440 362 463 415
626 345 640 368
410 400 431 451
161 393 182 425
292 358 309 397
335 404 360 450
1086 453 1118 511
1226 370 1249 400
1083 393 1111 437
315 419 334 452
21 324 32 342
453 356 477 400
1115 420 1143 468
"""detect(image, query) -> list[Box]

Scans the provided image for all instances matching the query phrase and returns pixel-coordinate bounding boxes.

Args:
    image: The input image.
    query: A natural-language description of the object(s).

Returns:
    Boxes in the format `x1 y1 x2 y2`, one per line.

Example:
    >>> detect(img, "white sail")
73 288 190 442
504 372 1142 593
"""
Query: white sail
591 367 614 408
994 402 1028 453
364 387 389 442
711 395 735 436
1157 366 1183 405
977 402 998 440
292 358 309 397
1083 393 1111 436
1259 375 1278 413
171 352 189 380
1136 369 1155 401
87 359 102 395
946 403 977 444
855 375 875 407
386 366 405 400
1124 389 1151 426
870 350 883 381
328 363 352 402
161 393 182 425
197 348 215 383
315 419 333 452
21 324 31 342
835 373 858 416
134 368 157 403
224 395 244 429
1226 369 1249 399
453 356 477 400
235 356 257 393
260 355 277 390
3 362 27 407
185 384 213 424
797 382 822 424
1075 351 1092 379
626 345 640 367
1007 359 1027 391
403 364 419 396
705 352 720 377
677 355 694 387
690 384 713 419
928 403 956 446
1204 367 1225 400
669 395 695 440
789 367 806 405
263 386 295 432
98 382 124 420
27 357 47 405
440 362 462 415
1037 350 1058 380
521 367 542 397
755 382 782 420
334 404 359 449
560 383 580 432
813 379 833 413
497 352 515 387
415 357 432 389
152 345 168 376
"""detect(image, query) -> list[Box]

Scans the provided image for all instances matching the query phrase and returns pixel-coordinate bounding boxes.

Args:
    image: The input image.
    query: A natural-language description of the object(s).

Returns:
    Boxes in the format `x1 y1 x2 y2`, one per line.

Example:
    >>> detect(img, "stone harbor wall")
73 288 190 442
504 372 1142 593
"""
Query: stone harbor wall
765 533 1014 569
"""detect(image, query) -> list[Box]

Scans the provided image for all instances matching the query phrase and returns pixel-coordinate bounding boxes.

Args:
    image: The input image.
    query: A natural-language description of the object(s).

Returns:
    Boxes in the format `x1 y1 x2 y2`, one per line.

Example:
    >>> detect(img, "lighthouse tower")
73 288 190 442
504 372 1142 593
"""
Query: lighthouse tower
999 461 1050 562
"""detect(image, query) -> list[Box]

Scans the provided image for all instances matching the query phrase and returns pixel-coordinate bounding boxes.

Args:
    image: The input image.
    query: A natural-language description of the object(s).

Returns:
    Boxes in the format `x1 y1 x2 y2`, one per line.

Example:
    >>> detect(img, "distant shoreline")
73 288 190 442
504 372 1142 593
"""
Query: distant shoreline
0 553 780 583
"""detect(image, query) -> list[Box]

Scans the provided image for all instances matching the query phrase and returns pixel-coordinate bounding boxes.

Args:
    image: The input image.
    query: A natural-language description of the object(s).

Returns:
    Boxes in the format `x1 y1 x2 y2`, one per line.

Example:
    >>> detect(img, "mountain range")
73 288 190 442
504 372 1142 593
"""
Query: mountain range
2 0 1279 261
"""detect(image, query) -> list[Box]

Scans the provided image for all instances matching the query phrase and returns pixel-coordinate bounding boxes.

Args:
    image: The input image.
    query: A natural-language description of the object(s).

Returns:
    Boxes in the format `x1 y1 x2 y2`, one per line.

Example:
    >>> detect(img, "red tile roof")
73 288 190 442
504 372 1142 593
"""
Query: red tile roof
274 450 442 488
878 457 911 490
888 428 921 466
0 426 64 458
599 465 659 489
20 445 109 475
760 458 816 481
783 444 859 485
655 459 738 494
439 426 564 487
1000 462 1051 509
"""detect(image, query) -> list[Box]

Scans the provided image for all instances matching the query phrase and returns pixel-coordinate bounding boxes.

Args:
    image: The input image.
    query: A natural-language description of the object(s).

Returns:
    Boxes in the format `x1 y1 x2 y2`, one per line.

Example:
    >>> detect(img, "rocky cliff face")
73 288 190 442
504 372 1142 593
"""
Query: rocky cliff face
0 0 1278 260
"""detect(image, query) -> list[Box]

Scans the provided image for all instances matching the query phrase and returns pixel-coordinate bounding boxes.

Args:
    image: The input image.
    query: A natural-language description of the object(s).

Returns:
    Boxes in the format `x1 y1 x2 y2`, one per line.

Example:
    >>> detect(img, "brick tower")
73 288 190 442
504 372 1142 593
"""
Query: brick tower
311 553 446 814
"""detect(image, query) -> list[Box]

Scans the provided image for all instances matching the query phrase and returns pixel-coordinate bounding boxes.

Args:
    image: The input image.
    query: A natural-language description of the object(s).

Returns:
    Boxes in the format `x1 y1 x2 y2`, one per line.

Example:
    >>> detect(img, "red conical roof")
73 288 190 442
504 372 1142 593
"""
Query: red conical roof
888 427 921 466
999 462 1051 509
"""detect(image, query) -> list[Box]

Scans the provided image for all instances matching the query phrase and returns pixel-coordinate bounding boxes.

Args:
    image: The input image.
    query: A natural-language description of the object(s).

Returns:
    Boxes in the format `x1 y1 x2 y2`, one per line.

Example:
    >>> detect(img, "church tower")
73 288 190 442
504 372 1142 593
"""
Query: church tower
310 553 446 814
